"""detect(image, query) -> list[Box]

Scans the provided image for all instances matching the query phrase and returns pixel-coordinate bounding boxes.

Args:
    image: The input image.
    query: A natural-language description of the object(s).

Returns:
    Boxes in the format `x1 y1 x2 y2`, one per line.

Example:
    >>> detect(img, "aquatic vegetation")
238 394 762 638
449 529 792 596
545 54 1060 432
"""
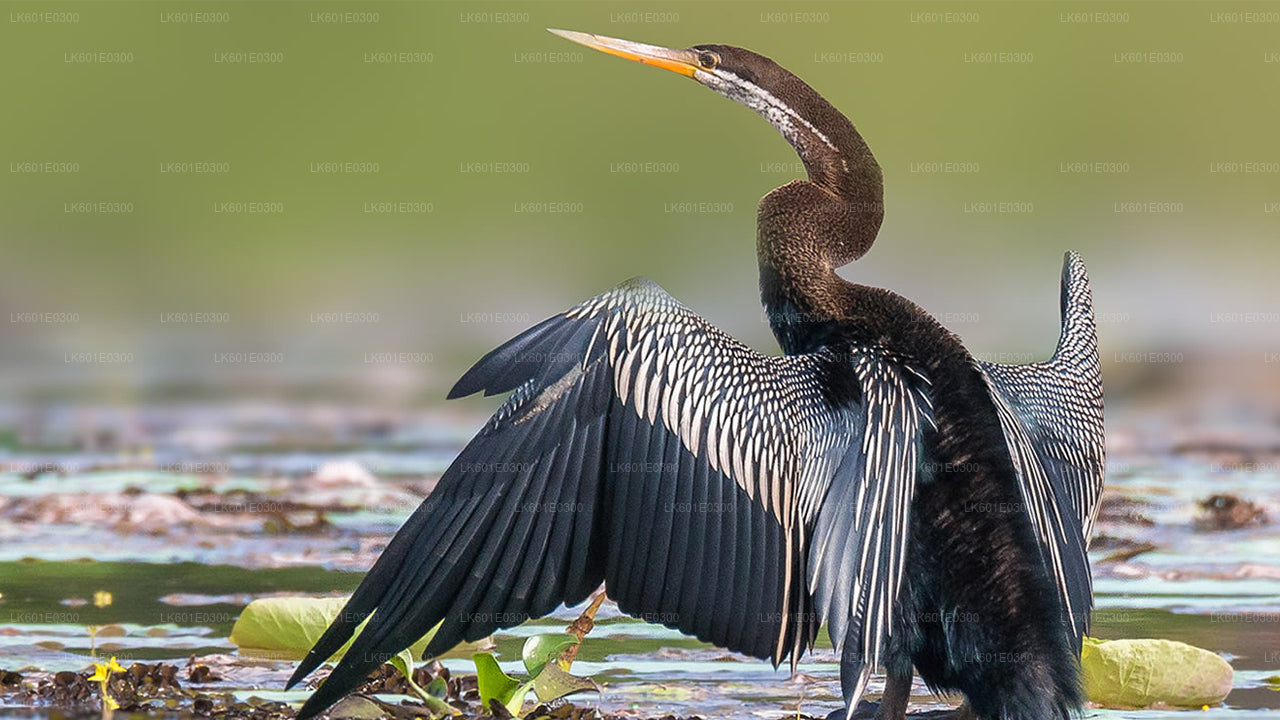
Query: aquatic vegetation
87 590 114 657
473 634 598 717
230 596 445 662
231 593 602 717
87 656 125 710
1081 637 1234 708
388 649 459 716
2 418 1275 717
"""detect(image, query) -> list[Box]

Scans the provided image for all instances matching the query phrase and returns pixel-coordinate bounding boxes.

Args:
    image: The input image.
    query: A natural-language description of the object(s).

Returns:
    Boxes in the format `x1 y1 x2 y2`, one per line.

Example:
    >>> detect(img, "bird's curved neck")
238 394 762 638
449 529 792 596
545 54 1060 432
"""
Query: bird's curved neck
747 80 884 354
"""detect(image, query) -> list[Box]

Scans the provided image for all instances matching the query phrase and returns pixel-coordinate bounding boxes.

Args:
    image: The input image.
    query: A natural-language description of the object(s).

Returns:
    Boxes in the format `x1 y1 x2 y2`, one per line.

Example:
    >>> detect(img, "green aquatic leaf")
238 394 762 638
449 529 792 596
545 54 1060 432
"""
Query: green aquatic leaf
228 596 441 662
388 650 422 695
426 674 449 698
521 633 580 676
1081 637 1233 708
530 661 598 703
473 652 530 716
389 649 458 716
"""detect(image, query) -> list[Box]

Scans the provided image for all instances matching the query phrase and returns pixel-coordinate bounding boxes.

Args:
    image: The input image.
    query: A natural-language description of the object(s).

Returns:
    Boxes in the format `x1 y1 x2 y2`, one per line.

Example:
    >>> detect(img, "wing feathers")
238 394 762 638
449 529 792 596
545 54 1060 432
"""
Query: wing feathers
978 252 1104 644
293 278 928 720
808 357 933 710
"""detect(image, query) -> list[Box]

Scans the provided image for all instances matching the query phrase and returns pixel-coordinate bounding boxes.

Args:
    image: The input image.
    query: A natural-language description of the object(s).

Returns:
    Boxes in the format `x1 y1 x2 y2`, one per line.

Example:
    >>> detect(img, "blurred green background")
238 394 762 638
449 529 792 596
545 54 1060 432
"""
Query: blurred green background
2 0 1277 408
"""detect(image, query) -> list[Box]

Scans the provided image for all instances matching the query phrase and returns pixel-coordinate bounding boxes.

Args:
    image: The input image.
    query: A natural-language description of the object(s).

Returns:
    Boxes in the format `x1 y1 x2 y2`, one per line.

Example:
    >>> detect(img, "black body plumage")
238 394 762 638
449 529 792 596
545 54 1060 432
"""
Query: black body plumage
289 31 1104 720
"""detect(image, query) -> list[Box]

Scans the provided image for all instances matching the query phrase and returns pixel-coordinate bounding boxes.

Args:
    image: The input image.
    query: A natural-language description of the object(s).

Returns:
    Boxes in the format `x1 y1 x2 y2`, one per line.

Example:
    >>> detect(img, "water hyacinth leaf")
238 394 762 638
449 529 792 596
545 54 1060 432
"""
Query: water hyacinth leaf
426 674 449 698
530 661 598 704
228 597 440 662
508 681 534 716
521 633 580 676
473 653 530 716
1081 637 1233 707
388 650 423 696
389 649 458 716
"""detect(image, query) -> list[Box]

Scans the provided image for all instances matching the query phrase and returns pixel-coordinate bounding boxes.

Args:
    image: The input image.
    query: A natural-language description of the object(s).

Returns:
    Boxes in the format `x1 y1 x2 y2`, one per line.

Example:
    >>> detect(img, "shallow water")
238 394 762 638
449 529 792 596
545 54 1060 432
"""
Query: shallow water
1 402 1278 719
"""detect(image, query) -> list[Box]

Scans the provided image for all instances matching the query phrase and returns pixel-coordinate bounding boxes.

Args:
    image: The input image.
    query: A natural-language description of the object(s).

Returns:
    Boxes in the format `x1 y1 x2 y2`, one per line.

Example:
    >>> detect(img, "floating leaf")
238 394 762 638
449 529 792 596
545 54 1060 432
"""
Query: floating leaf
530 661 598 704
1081 637 1233 708
521 633 579 677
228 597 440 662
95 624 127 637
328 696 385 720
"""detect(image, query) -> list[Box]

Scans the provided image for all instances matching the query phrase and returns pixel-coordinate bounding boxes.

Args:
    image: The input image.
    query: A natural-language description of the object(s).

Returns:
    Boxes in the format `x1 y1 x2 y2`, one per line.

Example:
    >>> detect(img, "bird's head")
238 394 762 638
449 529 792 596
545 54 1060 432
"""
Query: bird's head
549 29 884 268
548 29 874 193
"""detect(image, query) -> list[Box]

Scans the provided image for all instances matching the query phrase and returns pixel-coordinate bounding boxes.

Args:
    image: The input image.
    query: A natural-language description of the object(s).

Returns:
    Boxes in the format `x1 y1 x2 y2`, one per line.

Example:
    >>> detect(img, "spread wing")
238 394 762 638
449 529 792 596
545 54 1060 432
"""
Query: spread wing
288 277 935 719
980 251 1105 643
809 355 935 709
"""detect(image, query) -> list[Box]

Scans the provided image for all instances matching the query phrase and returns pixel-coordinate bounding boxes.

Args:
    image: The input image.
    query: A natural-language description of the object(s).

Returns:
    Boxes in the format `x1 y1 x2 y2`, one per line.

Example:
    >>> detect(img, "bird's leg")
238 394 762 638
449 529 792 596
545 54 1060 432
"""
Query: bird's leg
872 673 912 720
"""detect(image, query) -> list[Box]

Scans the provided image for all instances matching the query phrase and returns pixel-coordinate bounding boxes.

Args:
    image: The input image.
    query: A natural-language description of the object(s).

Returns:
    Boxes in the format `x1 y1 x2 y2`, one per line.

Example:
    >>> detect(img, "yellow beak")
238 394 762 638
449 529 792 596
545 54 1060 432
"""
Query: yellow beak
548 28 700 78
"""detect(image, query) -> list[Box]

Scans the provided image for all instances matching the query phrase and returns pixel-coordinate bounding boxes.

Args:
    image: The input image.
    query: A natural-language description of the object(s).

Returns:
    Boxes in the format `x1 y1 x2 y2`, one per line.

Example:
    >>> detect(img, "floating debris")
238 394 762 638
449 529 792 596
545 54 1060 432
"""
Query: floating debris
1099 542 1159 564
1195 494 1270 532
1096 495 1156 527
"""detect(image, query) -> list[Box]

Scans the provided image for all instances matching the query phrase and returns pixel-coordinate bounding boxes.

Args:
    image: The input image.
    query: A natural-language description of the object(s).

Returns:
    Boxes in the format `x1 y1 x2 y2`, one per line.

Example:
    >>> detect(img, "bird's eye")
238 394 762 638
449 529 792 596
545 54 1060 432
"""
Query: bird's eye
697 51 719 70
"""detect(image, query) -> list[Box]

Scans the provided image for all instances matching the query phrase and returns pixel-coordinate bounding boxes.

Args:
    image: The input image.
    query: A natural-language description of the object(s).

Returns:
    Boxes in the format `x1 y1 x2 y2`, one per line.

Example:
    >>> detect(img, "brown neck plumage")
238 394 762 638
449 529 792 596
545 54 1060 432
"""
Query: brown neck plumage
751 76 884 352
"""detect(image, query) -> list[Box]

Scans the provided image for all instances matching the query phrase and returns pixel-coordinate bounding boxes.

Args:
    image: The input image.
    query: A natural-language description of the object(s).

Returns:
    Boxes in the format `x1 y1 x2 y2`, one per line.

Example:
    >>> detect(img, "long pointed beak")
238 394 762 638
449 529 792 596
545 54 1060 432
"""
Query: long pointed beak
549 28 700 78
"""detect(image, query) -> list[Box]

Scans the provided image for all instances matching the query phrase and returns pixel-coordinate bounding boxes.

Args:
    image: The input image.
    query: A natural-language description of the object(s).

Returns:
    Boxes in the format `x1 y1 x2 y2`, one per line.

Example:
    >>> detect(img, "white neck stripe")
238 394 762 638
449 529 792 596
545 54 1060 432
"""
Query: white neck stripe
713 69 836 152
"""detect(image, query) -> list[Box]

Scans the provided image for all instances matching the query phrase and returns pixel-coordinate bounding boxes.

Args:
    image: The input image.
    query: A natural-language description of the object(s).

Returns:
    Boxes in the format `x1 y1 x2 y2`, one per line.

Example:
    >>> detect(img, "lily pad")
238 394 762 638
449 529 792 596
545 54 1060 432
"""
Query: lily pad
95 624 127 637
1081 637 1233 708
328 696 386 720
228 596 439 662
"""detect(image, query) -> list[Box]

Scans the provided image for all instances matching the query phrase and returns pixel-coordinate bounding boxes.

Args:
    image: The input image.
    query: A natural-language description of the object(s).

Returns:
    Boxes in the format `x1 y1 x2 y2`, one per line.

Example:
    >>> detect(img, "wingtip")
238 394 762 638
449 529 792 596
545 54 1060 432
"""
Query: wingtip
293 696 325 720
1057 250 1093 316
291 675 350 720
285 653 321 691
283 671 303 692
1059 250 1085 280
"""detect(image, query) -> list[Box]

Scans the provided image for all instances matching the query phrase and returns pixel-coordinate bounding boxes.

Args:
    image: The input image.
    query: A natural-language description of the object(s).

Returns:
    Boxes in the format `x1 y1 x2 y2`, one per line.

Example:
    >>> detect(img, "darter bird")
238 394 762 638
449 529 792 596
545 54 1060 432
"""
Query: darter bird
289 30 1105 720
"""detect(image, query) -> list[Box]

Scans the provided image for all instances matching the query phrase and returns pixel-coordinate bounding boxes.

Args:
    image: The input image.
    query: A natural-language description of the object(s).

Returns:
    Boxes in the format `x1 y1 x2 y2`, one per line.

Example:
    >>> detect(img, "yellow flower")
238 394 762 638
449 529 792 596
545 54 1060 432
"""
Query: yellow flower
89 656 125 680
93 591 113 608
89 657 125 710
